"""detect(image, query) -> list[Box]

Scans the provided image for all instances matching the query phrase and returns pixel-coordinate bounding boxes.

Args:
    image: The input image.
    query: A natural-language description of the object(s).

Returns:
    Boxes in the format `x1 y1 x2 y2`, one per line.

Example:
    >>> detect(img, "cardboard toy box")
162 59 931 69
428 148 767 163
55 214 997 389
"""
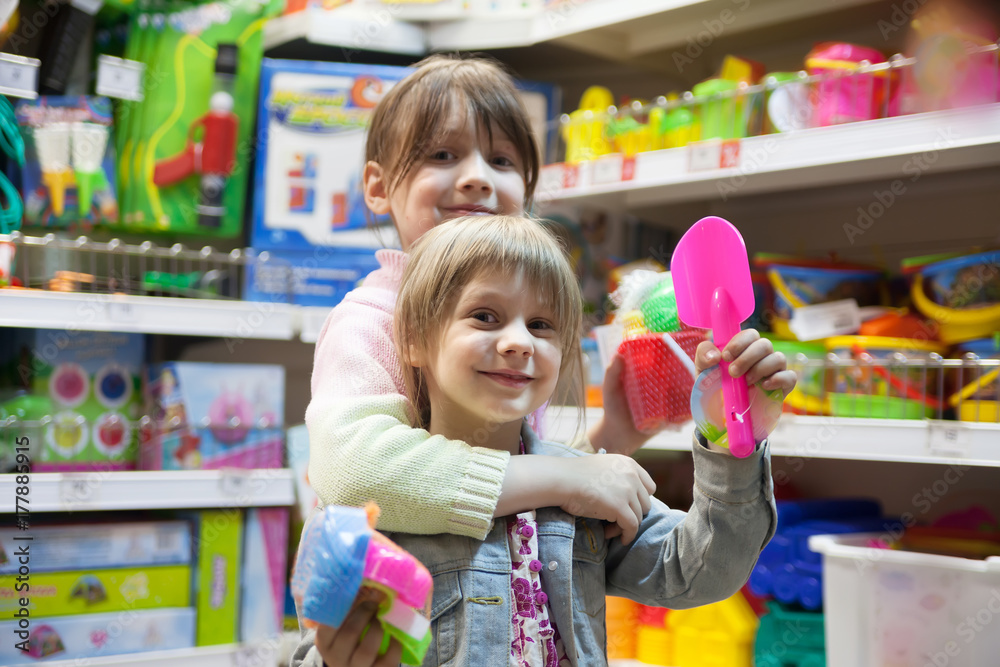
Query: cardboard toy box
0 564 191 617
0 607 195 664
143 362 284 470
0 520 191 574
3 330 145 471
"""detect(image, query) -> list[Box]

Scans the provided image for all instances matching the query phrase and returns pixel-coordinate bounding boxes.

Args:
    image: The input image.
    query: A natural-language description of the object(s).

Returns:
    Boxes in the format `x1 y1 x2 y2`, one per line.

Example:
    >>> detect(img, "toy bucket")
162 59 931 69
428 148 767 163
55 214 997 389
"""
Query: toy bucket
619 329 706 432
807 42 889 126
825 335 946 419
910 250 1000 344
950 336 1000 422
771 339 830 415
761 261 884 340
692 78 748 140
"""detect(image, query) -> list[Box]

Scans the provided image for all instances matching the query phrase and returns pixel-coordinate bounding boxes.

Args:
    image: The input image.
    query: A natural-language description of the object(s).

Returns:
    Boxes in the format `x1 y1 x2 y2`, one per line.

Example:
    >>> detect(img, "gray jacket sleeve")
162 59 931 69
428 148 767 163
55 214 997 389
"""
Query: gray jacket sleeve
290 626 325 667
604 434 777 608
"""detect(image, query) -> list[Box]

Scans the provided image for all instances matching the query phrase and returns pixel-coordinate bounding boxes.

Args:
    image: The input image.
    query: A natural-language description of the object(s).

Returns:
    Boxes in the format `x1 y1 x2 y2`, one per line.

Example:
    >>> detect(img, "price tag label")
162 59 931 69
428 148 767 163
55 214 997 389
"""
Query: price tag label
0 53 40 100
219 469 254 500
927 421 971 458
537 164 565 200
108 296 138 323
720 139 741 168
563 164 580 189
59 473 100 508
96 55 146 101
688 140 722 172
622 156 636 181
789 299 861 341
592 154 623 185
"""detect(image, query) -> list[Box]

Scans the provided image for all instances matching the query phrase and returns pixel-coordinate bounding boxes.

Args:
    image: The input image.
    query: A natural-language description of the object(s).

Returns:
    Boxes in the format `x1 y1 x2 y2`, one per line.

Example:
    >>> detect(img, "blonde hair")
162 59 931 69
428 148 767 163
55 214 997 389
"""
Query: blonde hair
366 54 540 210
395 215 583 430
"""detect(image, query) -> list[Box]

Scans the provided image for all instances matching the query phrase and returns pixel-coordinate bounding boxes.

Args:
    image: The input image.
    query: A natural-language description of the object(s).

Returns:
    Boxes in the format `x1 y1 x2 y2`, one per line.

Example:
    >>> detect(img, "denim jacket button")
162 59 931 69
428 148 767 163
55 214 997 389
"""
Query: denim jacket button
520 525 534 538
547 560 558 571
529 559 543 572
535 591 549 605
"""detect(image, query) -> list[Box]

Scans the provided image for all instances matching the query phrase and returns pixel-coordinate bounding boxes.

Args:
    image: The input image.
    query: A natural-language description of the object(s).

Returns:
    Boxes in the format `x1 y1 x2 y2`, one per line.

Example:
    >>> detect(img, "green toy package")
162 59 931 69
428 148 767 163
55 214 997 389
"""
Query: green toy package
116 0 281 237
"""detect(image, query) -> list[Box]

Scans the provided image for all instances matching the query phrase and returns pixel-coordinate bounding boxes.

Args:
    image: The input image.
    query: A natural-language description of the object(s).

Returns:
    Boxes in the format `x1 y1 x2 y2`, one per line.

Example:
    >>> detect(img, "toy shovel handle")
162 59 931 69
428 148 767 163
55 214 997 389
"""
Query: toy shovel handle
712 287 755 458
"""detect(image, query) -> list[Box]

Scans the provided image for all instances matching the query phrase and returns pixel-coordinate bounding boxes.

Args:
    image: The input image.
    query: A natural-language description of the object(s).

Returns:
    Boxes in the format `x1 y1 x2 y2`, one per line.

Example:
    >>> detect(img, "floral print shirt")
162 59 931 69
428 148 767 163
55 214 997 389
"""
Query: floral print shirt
506 440 571 667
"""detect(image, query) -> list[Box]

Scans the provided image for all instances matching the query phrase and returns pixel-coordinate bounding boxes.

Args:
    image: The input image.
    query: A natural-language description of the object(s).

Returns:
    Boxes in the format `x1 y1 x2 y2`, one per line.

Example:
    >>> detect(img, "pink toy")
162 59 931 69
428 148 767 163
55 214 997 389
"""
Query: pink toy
807 42 890 126
207 389 253 444
671 216 757 458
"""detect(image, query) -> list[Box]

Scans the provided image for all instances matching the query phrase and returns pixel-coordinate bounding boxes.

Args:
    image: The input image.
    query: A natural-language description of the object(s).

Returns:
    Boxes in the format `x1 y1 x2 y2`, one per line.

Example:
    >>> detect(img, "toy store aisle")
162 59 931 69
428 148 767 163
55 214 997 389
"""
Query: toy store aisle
2 0 1000 666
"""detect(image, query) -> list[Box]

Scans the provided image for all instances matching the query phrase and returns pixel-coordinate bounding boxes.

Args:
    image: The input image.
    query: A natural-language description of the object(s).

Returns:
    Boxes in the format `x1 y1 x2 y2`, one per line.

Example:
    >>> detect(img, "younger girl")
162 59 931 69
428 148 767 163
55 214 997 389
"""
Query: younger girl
297 215 778 666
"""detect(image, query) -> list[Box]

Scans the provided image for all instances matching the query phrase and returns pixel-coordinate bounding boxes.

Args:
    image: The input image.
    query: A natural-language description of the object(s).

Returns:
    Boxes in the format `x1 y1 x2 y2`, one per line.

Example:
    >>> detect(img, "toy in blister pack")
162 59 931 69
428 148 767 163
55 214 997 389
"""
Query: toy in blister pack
292 504 432 666
15 96 117 228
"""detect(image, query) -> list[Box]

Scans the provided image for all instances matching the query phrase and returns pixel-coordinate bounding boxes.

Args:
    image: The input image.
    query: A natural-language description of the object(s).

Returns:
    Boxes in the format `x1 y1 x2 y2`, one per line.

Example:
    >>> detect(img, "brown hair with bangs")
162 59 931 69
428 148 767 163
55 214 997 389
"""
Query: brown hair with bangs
366 54 540 210
394 215 583 430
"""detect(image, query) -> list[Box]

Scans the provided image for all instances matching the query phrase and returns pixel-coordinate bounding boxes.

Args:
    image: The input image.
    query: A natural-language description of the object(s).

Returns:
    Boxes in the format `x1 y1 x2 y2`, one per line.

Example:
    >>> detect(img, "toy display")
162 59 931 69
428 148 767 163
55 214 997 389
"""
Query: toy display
241 508 289 642
0 564 191 617
805 42 890 126
671 216 758 457
193 509 241 646
1 330 144 471
116 0 281 237
909 250 1000 344
15 97 117 227
754 601 826 667
292 504 433 666
143 362 284 470
0 520 192 574
0 608 195 664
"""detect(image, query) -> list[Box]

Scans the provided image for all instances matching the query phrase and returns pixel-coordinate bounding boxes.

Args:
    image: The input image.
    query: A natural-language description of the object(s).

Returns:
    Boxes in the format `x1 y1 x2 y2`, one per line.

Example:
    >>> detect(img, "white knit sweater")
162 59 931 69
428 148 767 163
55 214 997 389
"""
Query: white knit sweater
304 249 511 539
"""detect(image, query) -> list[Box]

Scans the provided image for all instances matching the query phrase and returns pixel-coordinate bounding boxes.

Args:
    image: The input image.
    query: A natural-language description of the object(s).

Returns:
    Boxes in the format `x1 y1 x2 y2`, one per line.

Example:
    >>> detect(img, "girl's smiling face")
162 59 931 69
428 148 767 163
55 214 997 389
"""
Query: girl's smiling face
413 269 561 443
365 108 527 250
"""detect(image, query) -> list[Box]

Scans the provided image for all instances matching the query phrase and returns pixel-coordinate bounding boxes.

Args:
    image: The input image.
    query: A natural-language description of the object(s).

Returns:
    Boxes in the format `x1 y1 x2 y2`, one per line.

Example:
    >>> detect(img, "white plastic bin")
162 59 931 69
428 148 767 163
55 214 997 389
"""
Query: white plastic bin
809 533 1000 667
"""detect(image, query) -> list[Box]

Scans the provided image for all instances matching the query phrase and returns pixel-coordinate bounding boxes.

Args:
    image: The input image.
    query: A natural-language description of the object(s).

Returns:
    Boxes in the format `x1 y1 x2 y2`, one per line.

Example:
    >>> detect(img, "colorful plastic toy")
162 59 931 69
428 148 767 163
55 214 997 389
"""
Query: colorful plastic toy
292 504 433 666
671 216 757 457
690 366 783 450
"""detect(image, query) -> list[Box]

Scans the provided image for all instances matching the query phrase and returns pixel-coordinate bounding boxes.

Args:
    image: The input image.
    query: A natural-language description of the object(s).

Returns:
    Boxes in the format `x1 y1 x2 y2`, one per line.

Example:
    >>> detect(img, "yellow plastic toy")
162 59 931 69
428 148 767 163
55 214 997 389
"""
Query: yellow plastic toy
562 86 614 163
667 591 758 667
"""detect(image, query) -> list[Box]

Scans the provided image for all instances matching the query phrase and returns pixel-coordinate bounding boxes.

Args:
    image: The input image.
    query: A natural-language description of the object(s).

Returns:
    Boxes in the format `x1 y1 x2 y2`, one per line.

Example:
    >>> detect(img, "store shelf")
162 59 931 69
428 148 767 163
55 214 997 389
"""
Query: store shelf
31 641 283 667
263 4 426 54
547 407 1000 467
297 306 334 344
0 290 297 339
427 0 882 60
0 469 295 513
539 105 1000 209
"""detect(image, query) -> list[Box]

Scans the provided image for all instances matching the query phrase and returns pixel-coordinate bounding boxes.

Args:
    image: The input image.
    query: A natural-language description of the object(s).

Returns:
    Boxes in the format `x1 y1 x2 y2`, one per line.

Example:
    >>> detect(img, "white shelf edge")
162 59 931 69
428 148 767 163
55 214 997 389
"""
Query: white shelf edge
297 306 334 344
0 290 297 340
540 105 1000 208
28 638 285 667
547 407 1000 467
0 469 295 513
263 4 426 54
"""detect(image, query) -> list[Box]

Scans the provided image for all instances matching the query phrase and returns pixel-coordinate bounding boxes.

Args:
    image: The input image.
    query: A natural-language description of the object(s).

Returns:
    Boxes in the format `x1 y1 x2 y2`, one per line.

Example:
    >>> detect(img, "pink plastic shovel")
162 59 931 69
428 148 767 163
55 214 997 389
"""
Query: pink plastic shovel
670 216 756 458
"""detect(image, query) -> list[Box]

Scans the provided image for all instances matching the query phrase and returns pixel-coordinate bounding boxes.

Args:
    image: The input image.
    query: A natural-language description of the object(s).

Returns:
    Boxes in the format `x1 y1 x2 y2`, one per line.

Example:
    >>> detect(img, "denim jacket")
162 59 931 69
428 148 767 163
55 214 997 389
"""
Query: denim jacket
291 425 776 666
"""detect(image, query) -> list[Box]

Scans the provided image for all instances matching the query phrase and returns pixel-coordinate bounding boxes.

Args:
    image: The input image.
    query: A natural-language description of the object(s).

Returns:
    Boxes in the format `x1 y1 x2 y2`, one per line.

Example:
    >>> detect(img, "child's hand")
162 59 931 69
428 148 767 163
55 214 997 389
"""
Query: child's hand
315 597 402 667
694 329 796 397
587 353 655 456
557 453 656 545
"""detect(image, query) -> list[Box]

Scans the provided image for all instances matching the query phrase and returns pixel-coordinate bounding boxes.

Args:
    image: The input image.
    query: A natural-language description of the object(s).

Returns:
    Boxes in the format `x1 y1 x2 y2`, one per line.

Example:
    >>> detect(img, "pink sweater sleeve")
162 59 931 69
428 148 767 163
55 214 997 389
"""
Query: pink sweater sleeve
304 251 510 539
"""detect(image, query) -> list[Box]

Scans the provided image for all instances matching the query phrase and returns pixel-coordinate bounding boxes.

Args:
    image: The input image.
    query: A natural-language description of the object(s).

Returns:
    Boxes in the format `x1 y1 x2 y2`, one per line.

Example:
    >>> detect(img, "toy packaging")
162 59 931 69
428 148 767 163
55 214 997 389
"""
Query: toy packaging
251 58 410 250
0 607 195 664
143 362 284 470
240 507 289 642
243 246 381 307
0 520 191 574
191 509 242 646
0 564 191 617
116 0 282 237
292 504 433 666
14 96 118 228
2 330 145 471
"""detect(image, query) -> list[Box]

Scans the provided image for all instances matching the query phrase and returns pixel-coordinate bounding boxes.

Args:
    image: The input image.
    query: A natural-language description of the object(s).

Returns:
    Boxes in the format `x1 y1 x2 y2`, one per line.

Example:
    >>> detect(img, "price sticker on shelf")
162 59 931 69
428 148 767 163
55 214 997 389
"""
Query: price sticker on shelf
108 296 138 323
96 55 146 101
592 154 623 185
926 420 971 458
688 139 742 172
219 469 254 499
0 53 40 100
59 473 101 509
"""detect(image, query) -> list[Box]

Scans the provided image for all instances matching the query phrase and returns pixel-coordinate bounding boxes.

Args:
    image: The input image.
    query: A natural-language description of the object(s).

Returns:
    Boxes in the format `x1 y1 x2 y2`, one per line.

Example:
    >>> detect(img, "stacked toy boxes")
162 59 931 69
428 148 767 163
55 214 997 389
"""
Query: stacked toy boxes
0 521 195 663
